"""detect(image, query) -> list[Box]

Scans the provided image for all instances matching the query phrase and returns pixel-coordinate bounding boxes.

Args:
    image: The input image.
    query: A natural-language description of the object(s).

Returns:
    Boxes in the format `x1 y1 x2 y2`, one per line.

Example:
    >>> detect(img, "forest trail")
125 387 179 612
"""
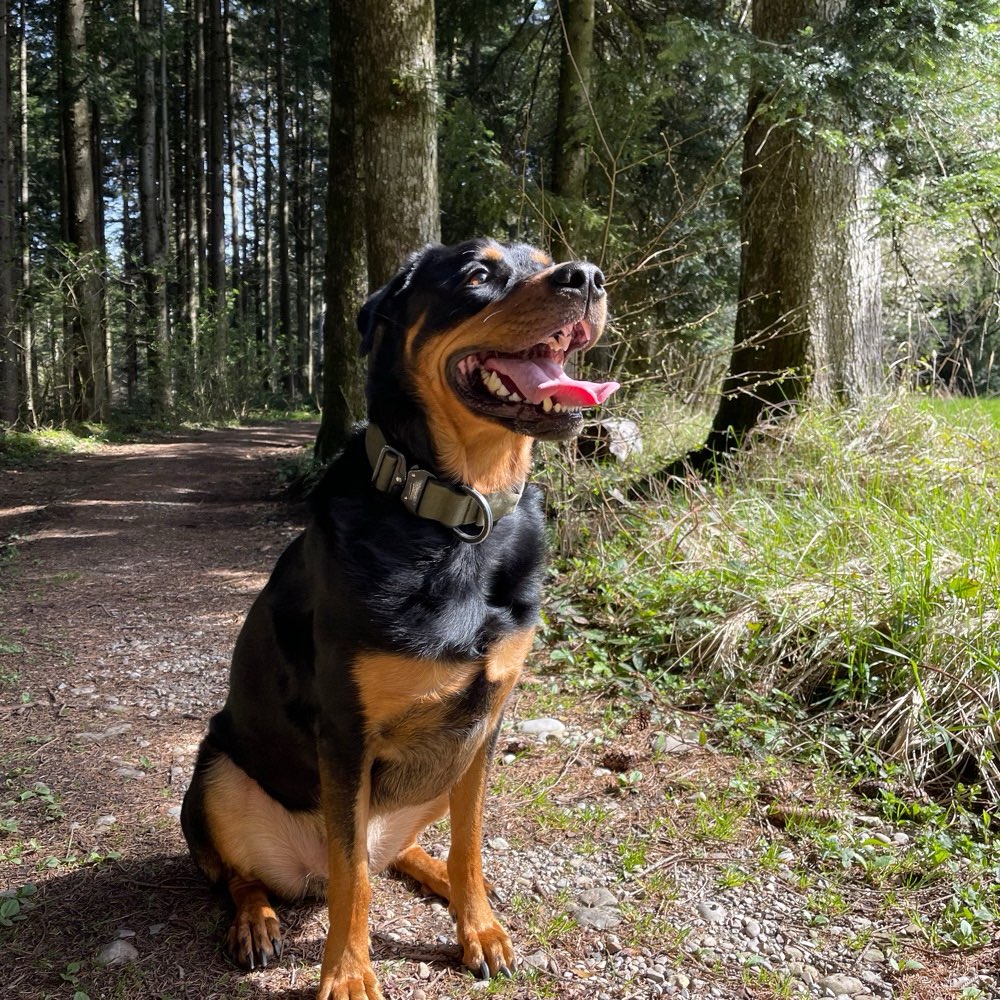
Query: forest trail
0 424 992 1000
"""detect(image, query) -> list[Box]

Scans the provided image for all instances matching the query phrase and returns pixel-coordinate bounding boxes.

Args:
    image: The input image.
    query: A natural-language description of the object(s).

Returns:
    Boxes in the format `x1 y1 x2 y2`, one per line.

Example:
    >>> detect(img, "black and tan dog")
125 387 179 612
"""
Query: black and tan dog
181 238 617 1000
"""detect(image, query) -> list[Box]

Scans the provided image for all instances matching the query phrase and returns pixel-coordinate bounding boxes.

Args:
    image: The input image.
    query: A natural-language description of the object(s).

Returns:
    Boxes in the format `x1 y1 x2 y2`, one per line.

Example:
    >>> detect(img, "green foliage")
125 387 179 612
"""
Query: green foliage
546 394 1000 797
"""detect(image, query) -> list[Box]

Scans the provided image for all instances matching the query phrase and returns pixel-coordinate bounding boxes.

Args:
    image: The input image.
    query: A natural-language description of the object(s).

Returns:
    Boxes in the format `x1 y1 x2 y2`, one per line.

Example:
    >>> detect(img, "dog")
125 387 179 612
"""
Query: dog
181 237 617 1000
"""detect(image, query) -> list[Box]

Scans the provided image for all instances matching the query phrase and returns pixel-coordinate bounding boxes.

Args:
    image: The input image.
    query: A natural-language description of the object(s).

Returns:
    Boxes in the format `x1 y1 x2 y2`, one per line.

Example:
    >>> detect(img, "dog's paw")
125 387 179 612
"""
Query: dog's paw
225 902 283 970
316 963 385 1000
458 918 515 979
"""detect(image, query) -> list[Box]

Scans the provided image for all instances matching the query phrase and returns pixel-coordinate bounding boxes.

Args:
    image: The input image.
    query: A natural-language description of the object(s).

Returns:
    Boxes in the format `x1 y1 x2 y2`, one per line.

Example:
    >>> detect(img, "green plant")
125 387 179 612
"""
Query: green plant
0 883 38 927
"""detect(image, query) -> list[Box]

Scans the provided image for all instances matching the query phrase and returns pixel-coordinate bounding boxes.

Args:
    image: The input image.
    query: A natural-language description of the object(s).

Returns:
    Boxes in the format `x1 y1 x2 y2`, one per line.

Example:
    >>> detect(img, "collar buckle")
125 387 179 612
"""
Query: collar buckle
371 443 407 494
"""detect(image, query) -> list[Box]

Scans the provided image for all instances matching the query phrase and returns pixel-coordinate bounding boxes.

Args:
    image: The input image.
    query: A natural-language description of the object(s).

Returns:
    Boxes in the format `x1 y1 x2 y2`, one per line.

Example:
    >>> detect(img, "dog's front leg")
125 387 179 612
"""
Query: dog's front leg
448 736 515 979
316 760 383 1000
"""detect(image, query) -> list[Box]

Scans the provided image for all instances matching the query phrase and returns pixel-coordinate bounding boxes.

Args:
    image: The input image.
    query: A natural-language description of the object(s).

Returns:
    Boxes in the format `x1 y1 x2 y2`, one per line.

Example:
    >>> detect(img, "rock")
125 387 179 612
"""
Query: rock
576 418 643 462
605 934 623 954
650 733 695 755
696 900 727 924
517 718 566 737
570 906 622 930
76 723 132 743
487 837 510 851
818 973 866 996
96 939 139 966
578 887 617 908
523 949 550 972
742 917 762 939
417 962 431 980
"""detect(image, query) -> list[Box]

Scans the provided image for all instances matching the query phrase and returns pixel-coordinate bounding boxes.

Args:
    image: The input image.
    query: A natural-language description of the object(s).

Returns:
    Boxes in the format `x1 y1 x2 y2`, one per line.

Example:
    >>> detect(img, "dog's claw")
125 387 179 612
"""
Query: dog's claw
477 960 490 980
272 937 283 959
499 963 513 978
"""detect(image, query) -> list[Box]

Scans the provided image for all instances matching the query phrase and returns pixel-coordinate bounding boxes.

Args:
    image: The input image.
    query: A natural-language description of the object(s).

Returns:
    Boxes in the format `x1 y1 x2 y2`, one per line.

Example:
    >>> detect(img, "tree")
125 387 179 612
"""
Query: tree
58 0 108 422
138 0 171 416
550 0 596 262
358 0 439 287
674 0 884 464
315 0 439 459
0 0 15 424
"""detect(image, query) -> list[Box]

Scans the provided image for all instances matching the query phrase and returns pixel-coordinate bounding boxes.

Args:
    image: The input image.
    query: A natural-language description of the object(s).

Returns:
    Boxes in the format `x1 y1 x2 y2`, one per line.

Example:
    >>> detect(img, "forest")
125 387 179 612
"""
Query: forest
0 0 997 436
2 1 1000 997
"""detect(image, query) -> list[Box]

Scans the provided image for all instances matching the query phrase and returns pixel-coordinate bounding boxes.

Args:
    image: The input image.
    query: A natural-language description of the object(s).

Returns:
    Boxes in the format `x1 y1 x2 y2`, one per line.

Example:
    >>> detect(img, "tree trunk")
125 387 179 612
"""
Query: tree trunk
57 0 108 423
358 0 439 287
705 0 883 455
0 0 16 424
17 0 34 424
275 0 294 399
315 0 368 461
204 0 227 386
138 0 170 416
551 0 596 262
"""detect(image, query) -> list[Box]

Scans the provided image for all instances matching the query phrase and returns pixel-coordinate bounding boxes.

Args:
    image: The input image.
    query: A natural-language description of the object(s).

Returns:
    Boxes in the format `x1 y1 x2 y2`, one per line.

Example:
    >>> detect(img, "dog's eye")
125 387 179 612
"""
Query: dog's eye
466 268 490 287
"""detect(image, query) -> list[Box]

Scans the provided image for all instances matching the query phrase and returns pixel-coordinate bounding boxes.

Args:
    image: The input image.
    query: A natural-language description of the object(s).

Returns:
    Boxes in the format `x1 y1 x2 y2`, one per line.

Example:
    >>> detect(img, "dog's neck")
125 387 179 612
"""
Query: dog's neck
365 423 526 544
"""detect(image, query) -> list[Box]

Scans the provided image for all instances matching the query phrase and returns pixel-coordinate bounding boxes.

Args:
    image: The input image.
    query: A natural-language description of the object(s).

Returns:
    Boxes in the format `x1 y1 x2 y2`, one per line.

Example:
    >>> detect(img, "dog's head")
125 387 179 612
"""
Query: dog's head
358 238 617 493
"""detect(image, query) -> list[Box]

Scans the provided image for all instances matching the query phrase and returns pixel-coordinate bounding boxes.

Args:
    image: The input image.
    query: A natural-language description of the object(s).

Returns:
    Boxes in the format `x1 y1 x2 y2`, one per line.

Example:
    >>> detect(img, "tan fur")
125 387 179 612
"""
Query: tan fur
406 267 606 493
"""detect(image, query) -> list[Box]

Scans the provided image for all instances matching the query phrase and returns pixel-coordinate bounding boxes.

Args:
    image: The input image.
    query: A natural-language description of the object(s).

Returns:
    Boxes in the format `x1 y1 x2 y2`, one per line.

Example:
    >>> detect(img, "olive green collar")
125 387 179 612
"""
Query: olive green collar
365 423 524 544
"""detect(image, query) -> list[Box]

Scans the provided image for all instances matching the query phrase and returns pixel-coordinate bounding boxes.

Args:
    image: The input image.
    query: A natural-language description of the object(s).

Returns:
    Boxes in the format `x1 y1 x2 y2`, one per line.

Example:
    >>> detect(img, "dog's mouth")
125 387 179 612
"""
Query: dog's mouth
449 320 619 439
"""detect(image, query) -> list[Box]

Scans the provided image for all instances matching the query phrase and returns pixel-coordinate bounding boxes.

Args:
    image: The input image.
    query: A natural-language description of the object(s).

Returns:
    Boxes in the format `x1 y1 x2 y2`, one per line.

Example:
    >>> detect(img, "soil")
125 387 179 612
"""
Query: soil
0 423 995 1000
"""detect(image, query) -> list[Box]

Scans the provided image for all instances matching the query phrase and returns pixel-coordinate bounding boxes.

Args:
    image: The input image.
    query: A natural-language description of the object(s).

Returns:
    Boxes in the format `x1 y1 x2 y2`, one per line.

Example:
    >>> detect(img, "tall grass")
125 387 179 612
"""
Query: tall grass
543 392 1000 798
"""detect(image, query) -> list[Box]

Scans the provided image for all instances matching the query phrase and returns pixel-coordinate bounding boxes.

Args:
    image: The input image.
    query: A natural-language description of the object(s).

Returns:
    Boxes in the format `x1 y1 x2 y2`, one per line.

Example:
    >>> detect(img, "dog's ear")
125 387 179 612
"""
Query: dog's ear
357 245 439 357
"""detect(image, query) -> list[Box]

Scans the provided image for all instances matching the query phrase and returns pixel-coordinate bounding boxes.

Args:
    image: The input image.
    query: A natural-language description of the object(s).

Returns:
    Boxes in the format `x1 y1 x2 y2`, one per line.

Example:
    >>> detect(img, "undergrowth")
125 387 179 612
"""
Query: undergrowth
539 391 1000 801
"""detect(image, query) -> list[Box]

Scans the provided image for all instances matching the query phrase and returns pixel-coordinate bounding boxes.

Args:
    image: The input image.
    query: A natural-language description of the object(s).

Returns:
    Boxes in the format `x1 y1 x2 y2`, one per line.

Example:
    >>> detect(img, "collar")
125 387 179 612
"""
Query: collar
365 423 524 545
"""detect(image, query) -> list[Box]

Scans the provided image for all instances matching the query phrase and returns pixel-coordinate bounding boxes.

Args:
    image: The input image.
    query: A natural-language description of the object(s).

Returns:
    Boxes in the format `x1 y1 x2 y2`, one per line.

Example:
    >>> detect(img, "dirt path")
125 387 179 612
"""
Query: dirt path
0 425 993 1000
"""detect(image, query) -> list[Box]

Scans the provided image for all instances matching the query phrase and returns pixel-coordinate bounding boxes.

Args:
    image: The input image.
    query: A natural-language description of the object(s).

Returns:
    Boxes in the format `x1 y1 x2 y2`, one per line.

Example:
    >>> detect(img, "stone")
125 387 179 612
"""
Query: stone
696 900 727 924
818 973 866 996
570 906 622 930
742 917 762 939
518 718 566 737
523 950 549 972
578 887 617 908
96 939 139 966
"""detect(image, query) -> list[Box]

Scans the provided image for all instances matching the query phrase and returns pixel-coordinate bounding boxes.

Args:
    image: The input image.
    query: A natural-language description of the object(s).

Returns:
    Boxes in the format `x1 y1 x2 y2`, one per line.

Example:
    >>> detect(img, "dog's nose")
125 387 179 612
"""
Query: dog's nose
550 261 605 297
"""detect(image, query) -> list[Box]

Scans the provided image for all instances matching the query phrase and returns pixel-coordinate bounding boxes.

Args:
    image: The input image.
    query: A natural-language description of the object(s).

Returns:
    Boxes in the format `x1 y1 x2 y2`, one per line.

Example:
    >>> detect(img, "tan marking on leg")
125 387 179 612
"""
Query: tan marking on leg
316 763 383 1000
448 741 515 978
225 876 282 970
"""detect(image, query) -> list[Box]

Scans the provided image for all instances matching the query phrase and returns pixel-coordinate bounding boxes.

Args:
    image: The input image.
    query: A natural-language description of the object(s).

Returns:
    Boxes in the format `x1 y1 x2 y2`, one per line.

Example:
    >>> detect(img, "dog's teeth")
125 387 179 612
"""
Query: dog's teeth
508 392 521 403
552 402 563 413
542 397 553 413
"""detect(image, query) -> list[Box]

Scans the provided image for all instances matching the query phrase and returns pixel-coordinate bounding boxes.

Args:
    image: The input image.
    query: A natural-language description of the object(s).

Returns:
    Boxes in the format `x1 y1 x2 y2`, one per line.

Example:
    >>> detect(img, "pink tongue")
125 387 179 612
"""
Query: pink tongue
485 357 619 407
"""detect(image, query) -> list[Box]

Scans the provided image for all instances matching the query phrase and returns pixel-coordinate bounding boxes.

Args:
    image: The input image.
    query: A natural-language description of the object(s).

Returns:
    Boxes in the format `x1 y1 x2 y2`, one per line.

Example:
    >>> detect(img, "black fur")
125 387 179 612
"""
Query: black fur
183 239 549 827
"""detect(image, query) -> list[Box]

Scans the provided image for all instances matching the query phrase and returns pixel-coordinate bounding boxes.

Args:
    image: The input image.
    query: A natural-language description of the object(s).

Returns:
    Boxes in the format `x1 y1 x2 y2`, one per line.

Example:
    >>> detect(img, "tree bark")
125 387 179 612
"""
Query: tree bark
57 0 108 423
704 0 883 455
551 0 596 262
204 0 227 385
0 0 16 424
275 0 294 398
138 0 171 416
315 0 367 460
358 0 439 287
17 0 34 424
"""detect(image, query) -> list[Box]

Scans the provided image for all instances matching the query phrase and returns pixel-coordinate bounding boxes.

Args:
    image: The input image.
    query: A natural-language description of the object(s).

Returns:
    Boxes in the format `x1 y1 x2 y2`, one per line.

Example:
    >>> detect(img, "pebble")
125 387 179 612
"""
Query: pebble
696 900 728 923
96 939 139 966
517 717 566 737
523 949 550 972
578 887 617 908
818 973 866 996
570 906 622 930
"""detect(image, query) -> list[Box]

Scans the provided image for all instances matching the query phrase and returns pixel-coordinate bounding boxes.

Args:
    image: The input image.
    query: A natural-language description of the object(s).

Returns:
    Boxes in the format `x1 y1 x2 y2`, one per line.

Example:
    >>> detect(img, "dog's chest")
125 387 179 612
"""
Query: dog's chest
353 629 534 810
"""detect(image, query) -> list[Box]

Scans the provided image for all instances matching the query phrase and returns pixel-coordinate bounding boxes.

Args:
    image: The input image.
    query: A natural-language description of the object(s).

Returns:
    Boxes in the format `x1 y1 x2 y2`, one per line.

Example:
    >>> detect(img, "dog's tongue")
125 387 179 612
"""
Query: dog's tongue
485 357 619 407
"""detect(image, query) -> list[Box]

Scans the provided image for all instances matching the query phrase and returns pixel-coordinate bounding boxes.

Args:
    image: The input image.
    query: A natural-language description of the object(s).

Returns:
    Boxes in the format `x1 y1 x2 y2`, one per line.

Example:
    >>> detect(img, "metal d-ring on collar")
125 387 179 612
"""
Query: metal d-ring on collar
365 424 522 545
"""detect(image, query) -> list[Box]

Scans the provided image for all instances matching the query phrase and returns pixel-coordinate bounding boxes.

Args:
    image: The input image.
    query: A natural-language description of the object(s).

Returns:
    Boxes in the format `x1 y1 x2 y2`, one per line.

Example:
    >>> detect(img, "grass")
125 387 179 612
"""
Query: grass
540 390 1000 800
